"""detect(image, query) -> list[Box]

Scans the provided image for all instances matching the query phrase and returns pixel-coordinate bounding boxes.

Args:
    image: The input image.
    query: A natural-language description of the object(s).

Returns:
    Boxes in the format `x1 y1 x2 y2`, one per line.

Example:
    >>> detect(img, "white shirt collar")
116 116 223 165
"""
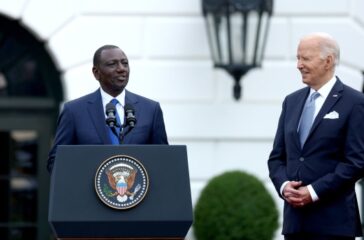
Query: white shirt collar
309 75 337 99
99 88 126 107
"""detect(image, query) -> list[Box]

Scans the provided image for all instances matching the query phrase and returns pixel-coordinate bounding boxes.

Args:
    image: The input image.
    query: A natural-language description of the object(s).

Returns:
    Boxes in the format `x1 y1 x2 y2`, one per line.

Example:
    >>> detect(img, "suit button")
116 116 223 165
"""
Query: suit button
299 157 304 162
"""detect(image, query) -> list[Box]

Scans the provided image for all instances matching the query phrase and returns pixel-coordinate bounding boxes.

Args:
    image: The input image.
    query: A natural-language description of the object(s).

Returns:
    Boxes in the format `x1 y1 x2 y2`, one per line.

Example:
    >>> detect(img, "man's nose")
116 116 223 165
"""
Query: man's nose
116 62 126 71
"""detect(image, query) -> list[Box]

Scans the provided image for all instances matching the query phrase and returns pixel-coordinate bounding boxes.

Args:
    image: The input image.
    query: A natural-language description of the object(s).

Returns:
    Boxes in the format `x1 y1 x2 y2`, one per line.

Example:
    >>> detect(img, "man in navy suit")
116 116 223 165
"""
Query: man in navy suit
268 32 364 240
47 45 168 172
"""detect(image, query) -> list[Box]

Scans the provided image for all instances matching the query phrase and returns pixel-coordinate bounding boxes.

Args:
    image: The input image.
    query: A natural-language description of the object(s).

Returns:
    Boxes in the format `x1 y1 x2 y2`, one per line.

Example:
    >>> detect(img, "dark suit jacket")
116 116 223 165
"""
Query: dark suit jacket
268 78 364 237
47 89 168 172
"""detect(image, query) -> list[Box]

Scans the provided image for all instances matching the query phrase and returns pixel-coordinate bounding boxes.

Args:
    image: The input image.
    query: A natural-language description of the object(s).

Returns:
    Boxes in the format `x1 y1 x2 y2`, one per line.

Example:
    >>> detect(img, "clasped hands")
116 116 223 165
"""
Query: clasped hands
283 181 313 208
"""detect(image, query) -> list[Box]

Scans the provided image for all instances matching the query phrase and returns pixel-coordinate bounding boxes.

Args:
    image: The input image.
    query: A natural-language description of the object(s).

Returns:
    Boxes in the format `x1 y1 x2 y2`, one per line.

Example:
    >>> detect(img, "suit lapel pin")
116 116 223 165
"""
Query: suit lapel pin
332 94 338 98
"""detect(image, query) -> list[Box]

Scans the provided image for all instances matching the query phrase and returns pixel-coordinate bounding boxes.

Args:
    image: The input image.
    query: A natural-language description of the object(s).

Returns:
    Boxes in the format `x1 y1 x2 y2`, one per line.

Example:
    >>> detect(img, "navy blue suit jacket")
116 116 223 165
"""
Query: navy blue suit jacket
47 89 168 172
268 78 364 237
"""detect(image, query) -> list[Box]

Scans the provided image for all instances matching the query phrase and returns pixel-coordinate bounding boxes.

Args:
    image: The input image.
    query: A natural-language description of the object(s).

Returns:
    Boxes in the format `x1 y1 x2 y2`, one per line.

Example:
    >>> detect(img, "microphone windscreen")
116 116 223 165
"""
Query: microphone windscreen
124 104 134 113
106 102 116 114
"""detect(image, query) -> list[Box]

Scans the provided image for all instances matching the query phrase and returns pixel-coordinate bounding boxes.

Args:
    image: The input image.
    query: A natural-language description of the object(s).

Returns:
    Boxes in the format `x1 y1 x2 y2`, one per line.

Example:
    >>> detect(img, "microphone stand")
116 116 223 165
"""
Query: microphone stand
106 116 122 144
119 124 135 144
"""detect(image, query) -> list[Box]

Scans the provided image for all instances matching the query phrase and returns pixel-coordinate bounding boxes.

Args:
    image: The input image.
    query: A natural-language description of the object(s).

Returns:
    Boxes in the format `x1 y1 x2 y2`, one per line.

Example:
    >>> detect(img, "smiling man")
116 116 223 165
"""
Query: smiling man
47 45 169 172
268 33 364 240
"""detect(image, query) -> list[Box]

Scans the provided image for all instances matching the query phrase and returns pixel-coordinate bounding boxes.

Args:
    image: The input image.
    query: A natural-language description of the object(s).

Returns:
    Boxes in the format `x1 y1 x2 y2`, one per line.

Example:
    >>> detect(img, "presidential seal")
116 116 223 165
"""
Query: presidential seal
95 155 149 210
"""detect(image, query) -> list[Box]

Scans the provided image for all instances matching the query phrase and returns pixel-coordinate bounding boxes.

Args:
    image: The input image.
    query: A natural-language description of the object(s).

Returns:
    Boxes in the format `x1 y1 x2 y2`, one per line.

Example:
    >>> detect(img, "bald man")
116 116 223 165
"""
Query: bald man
268 32 364 240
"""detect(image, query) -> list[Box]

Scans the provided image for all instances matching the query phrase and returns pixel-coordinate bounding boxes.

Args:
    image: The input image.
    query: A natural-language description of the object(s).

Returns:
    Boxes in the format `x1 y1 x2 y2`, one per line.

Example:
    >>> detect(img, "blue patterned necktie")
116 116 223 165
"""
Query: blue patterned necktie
298 91 320 147
108 99 122 145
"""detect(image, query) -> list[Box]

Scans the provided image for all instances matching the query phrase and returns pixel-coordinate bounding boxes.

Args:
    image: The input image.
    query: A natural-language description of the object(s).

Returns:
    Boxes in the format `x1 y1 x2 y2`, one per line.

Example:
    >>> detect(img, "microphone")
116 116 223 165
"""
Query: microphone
105 102 117 127
119 104 136 143
124 104 136 128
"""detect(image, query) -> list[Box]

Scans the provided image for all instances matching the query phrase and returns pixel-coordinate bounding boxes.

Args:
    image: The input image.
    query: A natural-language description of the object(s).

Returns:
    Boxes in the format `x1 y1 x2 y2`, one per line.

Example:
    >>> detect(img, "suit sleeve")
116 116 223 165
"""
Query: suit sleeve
151 102 169 144
268 98 289 197
47 103 76 173
312 103 364 198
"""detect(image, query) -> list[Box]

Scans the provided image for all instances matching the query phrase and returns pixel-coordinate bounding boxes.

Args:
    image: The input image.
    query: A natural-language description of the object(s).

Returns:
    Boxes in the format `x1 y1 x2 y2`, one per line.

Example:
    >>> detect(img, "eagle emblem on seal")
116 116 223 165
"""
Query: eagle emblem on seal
95 155 149 210
106 164 141 202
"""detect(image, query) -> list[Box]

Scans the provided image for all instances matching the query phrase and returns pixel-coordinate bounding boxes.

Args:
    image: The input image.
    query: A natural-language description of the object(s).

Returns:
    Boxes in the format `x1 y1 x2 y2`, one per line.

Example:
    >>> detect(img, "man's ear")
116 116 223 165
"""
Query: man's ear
92 66 99 80
325 55 334 70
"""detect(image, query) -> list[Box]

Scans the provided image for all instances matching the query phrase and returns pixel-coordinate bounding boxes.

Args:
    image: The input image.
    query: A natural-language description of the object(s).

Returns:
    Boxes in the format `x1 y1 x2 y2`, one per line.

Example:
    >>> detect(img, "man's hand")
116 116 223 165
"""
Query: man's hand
283 181 313 207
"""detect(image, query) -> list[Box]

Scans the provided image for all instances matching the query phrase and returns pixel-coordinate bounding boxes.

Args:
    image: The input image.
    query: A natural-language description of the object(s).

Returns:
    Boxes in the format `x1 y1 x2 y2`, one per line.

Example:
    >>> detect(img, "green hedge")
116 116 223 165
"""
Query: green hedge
194 171 278 240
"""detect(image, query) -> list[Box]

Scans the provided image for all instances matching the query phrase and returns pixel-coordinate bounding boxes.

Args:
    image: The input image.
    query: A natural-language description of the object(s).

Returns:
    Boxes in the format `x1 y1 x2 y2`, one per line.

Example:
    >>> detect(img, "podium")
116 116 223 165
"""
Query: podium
48 145 193 240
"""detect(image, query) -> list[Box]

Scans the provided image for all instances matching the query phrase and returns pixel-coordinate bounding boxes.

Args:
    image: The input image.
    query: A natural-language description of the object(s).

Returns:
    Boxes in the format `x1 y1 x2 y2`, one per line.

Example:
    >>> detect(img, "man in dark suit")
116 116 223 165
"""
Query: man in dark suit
268 32 364 240
47 45 168 172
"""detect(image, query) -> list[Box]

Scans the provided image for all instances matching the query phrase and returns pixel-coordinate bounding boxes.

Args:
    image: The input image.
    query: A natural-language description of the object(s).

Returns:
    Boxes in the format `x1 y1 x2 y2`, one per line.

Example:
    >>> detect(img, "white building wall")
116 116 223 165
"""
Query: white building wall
1 0 364 239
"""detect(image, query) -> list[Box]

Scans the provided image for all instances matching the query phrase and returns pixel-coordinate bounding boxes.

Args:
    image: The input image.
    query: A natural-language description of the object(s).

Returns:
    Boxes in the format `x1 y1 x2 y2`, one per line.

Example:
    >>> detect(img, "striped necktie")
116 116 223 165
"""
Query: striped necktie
298 91 320 147
108 99 122 144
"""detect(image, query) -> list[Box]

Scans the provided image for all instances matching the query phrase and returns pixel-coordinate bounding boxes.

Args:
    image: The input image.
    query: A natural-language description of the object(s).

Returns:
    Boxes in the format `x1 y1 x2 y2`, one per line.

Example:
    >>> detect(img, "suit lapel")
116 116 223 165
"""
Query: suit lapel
87 89 111 144
307 79 343 141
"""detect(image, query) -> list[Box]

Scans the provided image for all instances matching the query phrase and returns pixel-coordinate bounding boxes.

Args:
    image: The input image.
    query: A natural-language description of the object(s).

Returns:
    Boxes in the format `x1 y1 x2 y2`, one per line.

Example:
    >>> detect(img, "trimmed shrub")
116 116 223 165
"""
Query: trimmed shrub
194 170 278 240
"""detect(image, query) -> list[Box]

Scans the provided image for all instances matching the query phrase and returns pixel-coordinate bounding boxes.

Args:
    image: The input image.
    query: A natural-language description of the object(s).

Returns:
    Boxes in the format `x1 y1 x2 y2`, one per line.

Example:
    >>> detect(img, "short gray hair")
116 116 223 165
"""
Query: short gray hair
302 32 340 66
318 33 340 66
